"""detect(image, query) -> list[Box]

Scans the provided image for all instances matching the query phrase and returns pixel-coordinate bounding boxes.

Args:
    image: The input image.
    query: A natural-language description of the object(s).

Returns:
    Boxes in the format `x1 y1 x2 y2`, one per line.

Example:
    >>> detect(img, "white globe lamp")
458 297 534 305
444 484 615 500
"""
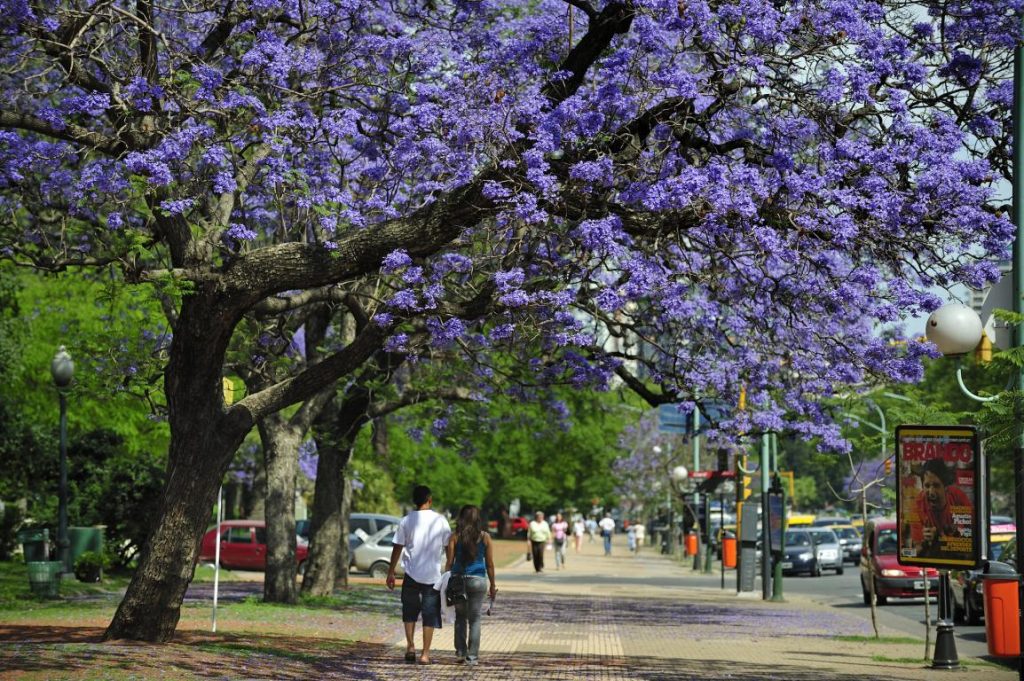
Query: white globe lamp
925 303 983 356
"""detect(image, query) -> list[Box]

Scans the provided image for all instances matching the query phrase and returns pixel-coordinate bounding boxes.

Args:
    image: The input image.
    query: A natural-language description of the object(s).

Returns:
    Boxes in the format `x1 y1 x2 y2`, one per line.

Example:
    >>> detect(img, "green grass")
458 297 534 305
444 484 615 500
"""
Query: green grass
870 654 1002 668
835 635 923 644
0 560 130 610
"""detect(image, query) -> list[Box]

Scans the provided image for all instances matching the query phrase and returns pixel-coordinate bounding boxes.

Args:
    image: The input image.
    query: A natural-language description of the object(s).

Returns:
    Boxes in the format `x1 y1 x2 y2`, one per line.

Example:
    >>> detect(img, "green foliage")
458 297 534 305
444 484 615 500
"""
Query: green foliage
22 429 164 567
350 386 629 517
0 505 23 560
73 550 110 582
7 270 170 457
791 476 818 510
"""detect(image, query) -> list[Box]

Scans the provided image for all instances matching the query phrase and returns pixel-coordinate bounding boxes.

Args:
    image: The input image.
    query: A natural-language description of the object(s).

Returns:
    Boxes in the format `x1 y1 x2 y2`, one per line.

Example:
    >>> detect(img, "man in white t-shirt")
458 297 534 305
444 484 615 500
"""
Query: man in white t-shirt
599 514 616 556
386 485 452 665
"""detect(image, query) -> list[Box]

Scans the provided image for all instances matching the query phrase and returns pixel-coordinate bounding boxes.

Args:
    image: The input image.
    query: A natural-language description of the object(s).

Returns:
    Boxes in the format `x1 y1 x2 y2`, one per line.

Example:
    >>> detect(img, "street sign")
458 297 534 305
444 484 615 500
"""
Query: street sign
657 404 690 433
658 401 735 434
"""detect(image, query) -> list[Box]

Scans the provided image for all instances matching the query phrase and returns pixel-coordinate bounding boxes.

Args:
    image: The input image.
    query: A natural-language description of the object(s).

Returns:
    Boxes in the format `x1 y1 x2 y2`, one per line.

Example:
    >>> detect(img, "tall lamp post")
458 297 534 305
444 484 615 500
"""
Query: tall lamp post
926 302 1013 673
671 464 690 559
50 346 74 574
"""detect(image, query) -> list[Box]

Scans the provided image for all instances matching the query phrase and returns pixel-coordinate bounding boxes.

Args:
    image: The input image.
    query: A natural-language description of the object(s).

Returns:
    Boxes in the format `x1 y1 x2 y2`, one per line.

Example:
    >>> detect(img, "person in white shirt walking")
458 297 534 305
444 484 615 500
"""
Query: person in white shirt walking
526 511 552 573
599 513 616 556
386 485 452 665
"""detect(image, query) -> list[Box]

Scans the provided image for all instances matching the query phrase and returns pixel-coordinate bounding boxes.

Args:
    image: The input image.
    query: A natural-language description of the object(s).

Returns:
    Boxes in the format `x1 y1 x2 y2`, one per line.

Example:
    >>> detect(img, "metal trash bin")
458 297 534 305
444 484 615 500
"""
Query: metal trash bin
17 528 50 563
26 561 63 598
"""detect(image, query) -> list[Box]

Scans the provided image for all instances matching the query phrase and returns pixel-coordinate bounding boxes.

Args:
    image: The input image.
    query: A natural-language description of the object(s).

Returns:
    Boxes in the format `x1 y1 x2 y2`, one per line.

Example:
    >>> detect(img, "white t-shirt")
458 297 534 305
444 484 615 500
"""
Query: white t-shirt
393 509 452 584
599 517 615 534
573 520 585 536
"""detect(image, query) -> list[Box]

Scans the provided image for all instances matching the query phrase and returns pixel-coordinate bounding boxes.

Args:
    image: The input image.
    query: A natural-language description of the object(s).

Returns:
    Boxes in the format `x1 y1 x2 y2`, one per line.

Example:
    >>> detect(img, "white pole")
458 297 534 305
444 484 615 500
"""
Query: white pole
212 485 222 632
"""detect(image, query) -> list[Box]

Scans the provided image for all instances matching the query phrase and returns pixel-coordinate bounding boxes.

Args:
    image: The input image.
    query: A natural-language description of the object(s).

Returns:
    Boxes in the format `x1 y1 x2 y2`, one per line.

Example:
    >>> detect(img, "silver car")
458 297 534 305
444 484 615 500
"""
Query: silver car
352 524 401 578
806 527 844 575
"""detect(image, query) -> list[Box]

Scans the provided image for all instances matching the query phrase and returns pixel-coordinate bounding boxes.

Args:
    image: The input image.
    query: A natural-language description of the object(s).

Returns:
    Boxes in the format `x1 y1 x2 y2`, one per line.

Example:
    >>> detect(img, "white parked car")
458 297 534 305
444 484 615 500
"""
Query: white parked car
806 527 844 575
352 524 401 578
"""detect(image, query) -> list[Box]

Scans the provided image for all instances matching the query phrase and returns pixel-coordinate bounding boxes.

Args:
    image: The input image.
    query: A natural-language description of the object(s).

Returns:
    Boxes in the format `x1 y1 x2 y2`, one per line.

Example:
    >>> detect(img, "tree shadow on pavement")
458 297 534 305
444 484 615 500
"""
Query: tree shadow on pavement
0 624 917 680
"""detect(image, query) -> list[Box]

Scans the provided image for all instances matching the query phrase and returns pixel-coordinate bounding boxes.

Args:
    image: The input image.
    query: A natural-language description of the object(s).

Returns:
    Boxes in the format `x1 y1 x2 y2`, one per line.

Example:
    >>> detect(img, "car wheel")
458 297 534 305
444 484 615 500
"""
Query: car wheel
965 595 982 626
297 561 306 577
861 579 871 606
369 561 390 580
836 565 844 576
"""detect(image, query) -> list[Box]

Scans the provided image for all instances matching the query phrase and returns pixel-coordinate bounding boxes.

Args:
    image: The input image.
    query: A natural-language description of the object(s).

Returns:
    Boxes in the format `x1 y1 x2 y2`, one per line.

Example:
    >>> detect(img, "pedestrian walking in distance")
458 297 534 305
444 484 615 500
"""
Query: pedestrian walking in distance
573 516 586 554
444 505 497 666
386 485 452 665
551 513 569 569
599 513 616 556
527 511 552 573
586 516 598 543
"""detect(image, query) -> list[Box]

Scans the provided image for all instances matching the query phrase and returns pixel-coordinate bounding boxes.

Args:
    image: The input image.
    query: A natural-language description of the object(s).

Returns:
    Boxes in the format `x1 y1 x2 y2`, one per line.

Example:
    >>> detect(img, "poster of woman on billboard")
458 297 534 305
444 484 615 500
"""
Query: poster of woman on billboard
895 426 980 569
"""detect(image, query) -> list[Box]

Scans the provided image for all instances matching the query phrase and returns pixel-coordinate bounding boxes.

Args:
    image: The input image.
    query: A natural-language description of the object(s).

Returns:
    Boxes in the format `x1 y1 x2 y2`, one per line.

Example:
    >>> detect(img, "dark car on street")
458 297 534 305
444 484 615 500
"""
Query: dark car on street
830 525 863 564
781 529 824 576
951 531 1015 625
859 519 938 604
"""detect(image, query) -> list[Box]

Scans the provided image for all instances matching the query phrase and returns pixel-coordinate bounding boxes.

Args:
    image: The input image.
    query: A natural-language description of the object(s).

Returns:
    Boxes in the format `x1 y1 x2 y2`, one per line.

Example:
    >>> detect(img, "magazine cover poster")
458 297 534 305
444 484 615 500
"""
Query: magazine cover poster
895 425 980 569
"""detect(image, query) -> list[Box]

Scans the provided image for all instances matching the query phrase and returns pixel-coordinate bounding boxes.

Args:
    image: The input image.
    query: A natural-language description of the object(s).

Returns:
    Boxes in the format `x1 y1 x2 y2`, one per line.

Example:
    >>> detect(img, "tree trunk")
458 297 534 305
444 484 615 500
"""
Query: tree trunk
104 294 252 642
259 414 301 604
104 397 246 640
302 391 369 596
335 474 353 589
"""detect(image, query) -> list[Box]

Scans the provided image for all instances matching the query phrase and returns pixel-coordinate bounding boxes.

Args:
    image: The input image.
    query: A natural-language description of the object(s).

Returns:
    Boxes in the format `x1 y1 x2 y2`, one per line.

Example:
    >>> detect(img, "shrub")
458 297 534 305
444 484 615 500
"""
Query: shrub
73 550 110 582
0 505 23 560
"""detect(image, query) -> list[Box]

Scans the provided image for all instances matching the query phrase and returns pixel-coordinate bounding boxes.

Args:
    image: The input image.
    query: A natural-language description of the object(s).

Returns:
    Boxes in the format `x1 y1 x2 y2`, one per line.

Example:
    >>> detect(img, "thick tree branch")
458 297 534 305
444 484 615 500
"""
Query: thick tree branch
231 322 388 425
0 110 125 155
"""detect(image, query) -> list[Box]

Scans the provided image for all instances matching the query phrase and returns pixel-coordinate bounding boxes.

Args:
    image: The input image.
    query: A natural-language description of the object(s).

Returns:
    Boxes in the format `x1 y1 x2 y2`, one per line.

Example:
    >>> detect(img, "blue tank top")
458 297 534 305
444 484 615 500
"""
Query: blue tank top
452 539 487 577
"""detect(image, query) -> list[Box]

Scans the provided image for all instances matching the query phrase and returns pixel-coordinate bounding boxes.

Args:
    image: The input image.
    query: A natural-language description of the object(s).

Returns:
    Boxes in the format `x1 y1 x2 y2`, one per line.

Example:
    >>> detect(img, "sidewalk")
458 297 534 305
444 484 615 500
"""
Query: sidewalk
377 535 1014 679
1 535 1016 679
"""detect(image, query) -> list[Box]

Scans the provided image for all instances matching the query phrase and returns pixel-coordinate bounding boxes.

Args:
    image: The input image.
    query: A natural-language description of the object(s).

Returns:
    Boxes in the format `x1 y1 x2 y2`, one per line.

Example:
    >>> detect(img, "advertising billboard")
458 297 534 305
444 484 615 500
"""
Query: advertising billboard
895 425 981 569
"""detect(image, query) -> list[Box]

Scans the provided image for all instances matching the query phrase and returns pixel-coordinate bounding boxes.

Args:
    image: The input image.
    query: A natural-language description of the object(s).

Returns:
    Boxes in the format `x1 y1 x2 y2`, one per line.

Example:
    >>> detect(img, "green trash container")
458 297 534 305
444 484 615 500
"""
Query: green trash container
17 528 50 563
68 527 104 568
26 561 63 598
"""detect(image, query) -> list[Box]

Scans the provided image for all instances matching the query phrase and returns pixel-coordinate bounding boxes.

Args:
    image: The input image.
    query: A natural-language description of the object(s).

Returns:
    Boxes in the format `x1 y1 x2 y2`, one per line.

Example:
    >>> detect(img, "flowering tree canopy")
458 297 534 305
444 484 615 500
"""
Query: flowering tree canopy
0 0 1018 640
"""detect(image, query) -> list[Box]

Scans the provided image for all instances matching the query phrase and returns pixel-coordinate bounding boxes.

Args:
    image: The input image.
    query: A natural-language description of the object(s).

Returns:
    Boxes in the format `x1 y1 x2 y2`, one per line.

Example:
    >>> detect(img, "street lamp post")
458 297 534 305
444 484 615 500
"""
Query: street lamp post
671 464 689 560
50 346 74 574
925 302 1014 673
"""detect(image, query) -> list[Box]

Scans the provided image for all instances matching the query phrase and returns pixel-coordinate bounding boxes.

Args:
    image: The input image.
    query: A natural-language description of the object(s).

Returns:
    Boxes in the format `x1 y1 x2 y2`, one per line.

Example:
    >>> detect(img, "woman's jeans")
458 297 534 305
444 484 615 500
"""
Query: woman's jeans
454 575 488 661
554 539 566 568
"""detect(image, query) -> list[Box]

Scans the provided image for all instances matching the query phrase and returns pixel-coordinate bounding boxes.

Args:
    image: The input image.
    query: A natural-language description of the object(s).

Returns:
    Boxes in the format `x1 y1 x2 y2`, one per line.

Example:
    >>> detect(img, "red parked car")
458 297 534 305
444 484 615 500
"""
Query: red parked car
859 519 938 604
198 519 309 573
487 516 530 537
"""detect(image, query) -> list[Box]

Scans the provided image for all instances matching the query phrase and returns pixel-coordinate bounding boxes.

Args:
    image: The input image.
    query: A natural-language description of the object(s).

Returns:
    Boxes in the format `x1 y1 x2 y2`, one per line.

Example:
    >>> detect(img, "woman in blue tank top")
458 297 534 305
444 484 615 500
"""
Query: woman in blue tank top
444 505 497 666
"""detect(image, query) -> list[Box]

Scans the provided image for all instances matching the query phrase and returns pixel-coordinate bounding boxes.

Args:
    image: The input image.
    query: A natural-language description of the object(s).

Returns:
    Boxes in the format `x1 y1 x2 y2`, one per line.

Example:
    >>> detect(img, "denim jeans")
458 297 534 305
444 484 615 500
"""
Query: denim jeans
603 532 612 555
554 539 566 568
454 575 488 661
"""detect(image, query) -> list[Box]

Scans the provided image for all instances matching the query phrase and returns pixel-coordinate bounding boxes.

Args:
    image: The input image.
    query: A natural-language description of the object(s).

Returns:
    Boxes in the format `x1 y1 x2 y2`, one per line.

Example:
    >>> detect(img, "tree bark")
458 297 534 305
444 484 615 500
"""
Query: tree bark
334 474 353 589
301 391 370 596
104 296 249 641
258 413 301 604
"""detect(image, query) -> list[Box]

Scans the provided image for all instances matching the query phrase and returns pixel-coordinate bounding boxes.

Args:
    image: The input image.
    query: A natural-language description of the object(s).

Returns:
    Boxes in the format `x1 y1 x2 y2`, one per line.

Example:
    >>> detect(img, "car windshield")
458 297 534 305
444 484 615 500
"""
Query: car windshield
835 527 860 540
811 530 837 543
876 529 898 555
786 531 812 547
991 539 1012 561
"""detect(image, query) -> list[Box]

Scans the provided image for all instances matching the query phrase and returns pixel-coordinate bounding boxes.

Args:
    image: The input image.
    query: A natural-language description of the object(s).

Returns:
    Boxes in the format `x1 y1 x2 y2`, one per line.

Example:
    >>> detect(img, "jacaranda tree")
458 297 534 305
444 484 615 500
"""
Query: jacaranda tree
0 0 1017 641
